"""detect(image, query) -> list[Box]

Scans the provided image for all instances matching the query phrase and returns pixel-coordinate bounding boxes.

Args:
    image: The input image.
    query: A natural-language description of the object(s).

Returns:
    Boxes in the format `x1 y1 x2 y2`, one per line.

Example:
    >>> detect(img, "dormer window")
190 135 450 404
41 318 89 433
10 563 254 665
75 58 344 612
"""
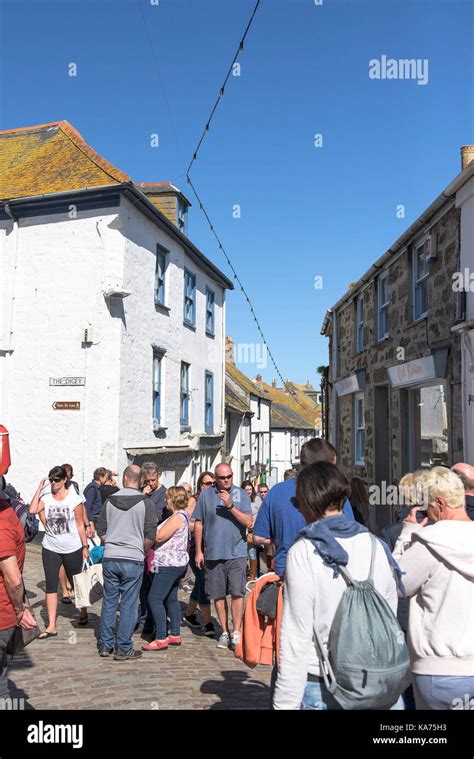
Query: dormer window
177 197 188 236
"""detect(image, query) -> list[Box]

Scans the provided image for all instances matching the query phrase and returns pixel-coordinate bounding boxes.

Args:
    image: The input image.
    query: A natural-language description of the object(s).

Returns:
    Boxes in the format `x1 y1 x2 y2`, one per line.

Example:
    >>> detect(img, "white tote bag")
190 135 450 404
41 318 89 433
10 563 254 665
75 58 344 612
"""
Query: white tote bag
73 560 104 608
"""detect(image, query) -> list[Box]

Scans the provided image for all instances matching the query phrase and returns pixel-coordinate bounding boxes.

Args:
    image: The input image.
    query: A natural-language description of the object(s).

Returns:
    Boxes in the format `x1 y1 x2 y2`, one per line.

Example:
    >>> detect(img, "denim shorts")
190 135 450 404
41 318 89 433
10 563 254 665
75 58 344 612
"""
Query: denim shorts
413 674 474 710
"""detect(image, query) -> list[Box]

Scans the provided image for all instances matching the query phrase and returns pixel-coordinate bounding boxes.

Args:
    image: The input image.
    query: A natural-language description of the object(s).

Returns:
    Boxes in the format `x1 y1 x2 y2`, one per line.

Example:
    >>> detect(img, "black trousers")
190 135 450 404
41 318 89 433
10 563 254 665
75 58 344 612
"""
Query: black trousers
42 546 83 594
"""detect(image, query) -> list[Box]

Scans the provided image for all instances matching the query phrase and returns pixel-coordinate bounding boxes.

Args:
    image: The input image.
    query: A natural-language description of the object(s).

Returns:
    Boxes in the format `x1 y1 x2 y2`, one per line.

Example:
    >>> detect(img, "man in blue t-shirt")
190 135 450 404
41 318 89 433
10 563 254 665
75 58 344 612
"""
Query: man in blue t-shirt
193 464 253 651
254 439 355 577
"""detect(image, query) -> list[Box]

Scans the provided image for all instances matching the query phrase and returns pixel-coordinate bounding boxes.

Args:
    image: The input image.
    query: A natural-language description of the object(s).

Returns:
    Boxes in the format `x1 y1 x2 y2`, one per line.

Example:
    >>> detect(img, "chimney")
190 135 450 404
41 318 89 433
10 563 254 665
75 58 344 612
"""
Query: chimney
255 374 263 383
272 379 277 388
461 146 474 170
226 336 235 365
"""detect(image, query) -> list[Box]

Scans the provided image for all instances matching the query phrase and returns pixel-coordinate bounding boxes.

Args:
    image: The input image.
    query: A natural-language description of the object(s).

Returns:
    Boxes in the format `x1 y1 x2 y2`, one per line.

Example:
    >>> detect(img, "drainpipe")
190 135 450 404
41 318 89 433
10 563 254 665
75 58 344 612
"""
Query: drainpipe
332 310 338 450
221 295 226 463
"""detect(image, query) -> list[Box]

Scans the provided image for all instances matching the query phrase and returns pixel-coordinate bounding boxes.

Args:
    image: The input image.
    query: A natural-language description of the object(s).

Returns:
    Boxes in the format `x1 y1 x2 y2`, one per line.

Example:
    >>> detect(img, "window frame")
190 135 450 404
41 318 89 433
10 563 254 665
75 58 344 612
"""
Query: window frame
183 269 196 327
180 362 191 429
152 350 164 428
412 239 430 321
204 371 214 433
205 287 215 337
354 391 365 466
377 272 390 340
355 294 364 353
154 245 168 307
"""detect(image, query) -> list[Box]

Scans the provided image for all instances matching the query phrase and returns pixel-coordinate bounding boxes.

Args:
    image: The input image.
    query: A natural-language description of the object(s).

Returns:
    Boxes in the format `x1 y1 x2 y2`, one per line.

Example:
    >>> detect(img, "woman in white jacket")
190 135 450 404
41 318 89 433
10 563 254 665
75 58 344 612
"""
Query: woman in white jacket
393 467 474 710
273 462 404 710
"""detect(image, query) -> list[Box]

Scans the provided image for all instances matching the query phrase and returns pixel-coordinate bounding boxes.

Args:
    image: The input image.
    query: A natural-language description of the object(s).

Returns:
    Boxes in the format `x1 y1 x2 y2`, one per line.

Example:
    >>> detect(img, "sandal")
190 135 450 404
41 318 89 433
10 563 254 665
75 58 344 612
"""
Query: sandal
61 596 74 604
77 614 89 626
38 631 58 639
142 639 168 651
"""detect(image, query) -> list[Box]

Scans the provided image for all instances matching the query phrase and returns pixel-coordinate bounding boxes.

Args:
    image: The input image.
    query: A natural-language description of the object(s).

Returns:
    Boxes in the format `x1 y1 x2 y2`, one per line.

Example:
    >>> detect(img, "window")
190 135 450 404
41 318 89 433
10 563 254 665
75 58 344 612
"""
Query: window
413 239 430 320
154 246 167 306
152 351 163 428
354 392 365 465
180 362 190 428
206 287 215 336
177 198 188 236
355 295 364 353
205 371 214 433
377 272 389 340
183 270 196 326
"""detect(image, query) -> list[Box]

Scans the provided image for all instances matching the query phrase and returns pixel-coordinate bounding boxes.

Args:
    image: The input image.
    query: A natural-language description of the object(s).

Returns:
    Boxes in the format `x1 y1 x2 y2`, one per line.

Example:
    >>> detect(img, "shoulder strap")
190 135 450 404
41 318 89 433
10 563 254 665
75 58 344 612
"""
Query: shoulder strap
368 533 377 583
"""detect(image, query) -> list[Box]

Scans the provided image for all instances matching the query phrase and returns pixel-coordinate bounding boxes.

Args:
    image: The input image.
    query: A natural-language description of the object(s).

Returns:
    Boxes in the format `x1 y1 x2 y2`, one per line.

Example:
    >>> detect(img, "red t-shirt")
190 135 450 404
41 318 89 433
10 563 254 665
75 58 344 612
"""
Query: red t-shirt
0 502 26 630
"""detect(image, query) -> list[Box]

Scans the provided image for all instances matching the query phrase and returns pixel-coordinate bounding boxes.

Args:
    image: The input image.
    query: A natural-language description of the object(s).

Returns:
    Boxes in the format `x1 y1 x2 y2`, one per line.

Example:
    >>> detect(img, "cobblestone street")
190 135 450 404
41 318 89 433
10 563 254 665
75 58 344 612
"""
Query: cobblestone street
8 546 272 710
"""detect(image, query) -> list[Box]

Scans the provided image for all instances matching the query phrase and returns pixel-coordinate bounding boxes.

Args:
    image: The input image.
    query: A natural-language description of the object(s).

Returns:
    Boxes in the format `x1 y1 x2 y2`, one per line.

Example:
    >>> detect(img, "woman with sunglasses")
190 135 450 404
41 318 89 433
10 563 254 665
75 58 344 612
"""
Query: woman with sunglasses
29 466 89 637
182 471 216 637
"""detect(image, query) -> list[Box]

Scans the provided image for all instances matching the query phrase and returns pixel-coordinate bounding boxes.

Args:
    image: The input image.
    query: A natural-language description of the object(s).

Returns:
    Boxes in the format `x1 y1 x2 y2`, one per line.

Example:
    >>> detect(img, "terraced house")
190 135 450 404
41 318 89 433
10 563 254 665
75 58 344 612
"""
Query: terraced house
0 121 233 496
321 147 474 526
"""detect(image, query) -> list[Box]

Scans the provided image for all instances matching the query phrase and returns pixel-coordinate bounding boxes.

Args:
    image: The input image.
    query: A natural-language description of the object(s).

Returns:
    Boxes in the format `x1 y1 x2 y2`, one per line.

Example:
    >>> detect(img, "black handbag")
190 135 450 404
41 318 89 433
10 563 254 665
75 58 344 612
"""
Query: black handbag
6 585 41 656
255 579 283 620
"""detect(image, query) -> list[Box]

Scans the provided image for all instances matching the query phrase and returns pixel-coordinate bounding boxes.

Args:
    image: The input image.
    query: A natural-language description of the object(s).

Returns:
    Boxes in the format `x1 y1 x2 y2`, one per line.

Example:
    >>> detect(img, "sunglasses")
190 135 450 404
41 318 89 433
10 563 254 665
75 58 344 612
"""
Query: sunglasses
217 475 232 481
49 477 63 483
202 480 214 486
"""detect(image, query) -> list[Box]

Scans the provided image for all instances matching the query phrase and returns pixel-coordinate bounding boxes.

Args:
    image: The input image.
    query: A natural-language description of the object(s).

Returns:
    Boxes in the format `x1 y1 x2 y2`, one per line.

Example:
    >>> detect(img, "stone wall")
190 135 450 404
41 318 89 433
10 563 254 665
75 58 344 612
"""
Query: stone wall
331 203 462 486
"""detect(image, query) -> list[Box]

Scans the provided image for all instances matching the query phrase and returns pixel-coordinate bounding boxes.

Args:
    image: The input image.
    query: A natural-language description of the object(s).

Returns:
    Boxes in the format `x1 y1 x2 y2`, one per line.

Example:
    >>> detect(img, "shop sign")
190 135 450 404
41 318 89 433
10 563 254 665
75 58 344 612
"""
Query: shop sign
335 374 360 396
387 356 437 388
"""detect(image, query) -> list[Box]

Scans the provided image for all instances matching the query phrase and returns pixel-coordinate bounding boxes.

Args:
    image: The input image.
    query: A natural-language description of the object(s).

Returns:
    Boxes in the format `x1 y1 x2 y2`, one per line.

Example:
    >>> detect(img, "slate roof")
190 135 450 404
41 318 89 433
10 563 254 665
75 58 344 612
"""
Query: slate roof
225 383 251 414
226 363 270 401
263 381 321 430
271 402 315 430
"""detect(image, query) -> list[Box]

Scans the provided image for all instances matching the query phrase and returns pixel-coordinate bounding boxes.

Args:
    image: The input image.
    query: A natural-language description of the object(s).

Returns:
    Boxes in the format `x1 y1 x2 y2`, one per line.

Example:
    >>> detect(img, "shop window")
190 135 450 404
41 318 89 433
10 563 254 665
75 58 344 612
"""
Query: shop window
406 383 448 469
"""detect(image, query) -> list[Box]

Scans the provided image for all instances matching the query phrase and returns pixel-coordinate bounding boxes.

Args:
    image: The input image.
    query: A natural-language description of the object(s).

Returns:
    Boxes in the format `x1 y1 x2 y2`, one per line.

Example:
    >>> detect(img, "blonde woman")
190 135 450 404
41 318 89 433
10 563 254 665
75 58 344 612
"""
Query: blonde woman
142 487 190 651
393 467 474 710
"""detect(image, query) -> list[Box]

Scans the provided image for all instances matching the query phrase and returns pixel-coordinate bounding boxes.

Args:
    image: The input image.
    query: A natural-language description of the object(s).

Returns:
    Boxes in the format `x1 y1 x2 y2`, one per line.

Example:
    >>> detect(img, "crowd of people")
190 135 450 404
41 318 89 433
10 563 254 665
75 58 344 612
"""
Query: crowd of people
0 441 473 711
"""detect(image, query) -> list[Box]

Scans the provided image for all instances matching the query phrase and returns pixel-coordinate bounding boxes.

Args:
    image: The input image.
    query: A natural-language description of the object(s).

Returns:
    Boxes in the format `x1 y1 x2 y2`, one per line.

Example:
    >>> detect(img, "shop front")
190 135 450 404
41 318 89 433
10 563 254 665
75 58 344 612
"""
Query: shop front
387 350 450 472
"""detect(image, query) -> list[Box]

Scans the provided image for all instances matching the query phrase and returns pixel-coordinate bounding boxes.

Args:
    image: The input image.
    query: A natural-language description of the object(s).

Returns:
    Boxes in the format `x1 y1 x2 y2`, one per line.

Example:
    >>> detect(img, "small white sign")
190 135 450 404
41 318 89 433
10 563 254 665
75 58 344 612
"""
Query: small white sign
49 377 86 386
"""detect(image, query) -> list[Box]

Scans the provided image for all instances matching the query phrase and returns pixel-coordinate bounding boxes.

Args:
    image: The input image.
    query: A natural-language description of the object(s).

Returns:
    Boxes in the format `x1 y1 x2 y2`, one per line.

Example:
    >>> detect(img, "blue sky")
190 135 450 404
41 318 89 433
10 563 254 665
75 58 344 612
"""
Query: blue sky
1 0 472 386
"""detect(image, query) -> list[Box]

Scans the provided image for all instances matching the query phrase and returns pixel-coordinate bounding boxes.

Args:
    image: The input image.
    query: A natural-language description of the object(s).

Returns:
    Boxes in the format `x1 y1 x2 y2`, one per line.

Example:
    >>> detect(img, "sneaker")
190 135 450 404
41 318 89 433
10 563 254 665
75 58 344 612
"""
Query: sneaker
216 631 230 649
204 622 216 638
113 648 143 661
98 645 114 657
183 614 200 629
168 635 182 646
229 631 241 651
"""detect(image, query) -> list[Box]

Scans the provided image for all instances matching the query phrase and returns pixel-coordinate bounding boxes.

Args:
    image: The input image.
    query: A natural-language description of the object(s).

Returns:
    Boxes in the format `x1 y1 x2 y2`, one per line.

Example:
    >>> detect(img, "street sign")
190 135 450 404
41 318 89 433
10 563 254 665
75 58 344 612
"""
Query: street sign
52 402 81 410
50 377 85 386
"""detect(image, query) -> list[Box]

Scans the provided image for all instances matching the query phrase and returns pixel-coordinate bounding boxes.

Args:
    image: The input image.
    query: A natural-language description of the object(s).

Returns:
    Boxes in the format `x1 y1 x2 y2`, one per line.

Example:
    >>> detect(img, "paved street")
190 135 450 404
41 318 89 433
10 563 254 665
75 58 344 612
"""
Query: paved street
8 546 272 710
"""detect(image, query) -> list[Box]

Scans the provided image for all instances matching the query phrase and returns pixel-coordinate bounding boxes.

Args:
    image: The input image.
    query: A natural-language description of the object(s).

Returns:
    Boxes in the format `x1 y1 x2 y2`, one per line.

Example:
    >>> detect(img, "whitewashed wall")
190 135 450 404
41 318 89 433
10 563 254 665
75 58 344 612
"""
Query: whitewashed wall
0 208 123 499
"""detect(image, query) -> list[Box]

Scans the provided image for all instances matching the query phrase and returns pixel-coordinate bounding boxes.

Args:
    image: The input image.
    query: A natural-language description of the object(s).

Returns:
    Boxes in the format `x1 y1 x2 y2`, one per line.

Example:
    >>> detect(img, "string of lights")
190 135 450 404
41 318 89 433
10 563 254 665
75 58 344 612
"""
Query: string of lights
185 0 300 399
137 0 186 182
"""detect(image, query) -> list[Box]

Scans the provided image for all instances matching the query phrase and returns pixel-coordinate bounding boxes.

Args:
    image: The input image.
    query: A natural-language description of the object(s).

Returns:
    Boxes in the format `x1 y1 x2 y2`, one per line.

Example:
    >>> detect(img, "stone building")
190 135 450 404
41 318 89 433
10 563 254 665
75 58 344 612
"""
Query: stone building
0 121 233 496
321 148 474 526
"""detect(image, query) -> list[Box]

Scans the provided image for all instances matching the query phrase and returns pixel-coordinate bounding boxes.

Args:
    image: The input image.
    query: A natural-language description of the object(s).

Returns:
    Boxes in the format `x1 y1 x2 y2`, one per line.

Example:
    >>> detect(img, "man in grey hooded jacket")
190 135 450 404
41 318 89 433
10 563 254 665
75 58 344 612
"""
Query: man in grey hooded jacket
97 465 157 660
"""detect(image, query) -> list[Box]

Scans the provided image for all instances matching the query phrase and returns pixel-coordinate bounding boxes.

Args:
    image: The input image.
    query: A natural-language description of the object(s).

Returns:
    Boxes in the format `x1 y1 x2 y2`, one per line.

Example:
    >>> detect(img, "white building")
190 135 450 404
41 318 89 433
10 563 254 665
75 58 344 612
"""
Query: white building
0 120 233 498
224 358 271 484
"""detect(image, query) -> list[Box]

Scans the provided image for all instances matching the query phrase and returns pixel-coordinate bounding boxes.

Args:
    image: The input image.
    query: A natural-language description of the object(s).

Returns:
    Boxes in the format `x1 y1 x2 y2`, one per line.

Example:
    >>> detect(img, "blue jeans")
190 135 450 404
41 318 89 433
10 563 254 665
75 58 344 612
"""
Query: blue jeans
100 560 144 653
189 547 210 607
413 674 474 710
148 566 187 639
301 680 405 710
138 568 154 629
